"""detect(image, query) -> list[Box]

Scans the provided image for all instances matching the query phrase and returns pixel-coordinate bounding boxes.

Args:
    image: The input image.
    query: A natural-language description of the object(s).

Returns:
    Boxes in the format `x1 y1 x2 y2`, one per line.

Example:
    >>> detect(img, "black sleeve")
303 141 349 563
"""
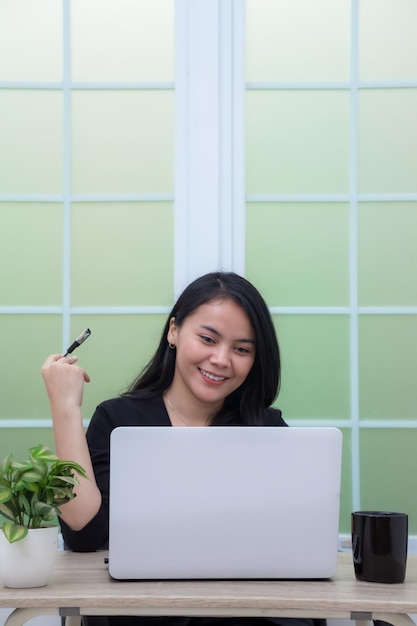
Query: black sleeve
263 406 288 427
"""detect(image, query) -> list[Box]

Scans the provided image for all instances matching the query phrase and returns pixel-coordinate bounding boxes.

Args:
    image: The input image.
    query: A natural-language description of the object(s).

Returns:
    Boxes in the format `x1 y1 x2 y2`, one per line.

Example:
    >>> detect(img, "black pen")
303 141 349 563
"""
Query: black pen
64 328 91 357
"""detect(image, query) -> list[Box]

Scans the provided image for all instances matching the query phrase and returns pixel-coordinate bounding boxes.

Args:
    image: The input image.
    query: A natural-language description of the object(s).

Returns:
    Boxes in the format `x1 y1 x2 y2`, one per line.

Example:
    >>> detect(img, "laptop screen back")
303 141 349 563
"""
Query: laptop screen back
108 426 342 580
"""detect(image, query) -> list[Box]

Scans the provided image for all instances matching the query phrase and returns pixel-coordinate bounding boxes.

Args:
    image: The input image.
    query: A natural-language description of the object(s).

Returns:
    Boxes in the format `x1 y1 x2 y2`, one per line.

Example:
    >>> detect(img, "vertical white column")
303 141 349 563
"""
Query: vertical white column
174 0 245 296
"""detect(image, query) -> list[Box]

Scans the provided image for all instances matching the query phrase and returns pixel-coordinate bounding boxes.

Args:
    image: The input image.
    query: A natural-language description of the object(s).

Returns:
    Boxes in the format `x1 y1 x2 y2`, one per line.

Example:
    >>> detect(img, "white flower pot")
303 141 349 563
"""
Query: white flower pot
0 526 58 588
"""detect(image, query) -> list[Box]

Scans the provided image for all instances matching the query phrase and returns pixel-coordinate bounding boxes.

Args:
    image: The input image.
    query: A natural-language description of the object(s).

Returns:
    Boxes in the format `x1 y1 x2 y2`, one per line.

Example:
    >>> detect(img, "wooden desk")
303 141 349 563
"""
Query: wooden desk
1 552 416 626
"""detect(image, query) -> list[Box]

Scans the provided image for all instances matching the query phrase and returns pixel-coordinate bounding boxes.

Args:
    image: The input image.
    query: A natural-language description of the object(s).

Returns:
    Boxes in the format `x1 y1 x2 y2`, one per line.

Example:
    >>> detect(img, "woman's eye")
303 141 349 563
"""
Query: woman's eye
235 346 250 354
200 335 215 344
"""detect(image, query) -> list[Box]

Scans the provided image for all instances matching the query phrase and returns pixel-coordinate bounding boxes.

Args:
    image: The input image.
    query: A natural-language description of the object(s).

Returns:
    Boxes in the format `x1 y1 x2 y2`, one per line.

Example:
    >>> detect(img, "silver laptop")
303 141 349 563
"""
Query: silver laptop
108 426 342 580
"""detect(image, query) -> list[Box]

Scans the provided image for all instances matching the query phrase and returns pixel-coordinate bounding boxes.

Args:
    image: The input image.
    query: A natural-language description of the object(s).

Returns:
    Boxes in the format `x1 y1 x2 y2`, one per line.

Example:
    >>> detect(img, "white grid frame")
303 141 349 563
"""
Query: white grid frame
0 0 244 418
0 0 175 426
244 0 417 515
1 0 417 522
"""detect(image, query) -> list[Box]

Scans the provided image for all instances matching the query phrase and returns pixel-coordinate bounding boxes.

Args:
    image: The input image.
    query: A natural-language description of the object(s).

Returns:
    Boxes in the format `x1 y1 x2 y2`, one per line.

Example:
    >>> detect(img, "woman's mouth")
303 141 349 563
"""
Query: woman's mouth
198 368 227 384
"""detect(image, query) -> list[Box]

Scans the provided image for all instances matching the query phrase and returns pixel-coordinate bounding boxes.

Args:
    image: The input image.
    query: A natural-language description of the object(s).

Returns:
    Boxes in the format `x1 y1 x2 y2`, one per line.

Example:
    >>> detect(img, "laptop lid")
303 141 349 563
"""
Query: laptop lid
108 426 342 580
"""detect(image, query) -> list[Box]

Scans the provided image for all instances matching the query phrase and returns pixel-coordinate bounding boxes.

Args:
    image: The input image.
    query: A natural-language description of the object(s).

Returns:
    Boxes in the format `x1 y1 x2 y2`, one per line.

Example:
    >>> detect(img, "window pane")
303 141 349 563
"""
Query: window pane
359 316 417 420
360 429 417 534
358 202 417 306
71 202 173 306
246 0 350 82
0 91 63 194
0 203 62 306
246 202 349 306
71 0 174 82
1 315 62 419
0 0 62 82
274 315 350 420
246 91 349 194
358 90 417 194
71 91 174 194
359 0 417 81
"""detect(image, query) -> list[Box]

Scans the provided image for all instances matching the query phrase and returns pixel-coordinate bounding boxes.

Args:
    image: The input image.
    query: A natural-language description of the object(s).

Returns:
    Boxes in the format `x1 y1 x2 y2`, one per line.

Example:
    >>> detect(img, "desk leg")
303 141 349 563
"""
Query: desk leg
373 614 416 626
4 607 60 626
64 617 82 626
352 614 416 626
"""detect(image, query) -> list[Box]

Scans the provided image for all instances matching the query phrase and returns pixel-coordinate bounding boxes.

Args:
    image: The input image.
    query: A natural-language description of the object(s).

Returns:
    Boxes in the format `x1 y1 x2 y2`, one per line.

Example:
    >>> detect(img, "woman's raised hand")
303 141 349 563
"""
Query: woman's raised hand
41 353 91 417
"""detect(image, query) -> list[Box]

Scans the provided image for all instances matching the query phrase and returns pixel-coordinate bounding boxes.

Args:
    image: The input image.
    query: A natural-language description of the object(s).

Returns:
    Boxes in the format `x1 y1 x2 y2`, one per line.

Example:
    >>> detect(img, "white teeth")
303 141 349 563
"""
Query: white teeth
200 369 226 382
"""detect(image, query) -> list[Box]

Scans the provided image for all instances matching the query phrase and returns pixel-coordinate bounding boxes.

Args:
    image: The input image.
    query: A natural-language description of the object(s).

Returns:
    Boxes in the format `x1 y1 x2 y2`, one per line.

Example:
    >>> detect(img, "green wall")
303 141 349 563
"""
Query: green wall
0 0 175 485
1 0 416 536
245 0 417 534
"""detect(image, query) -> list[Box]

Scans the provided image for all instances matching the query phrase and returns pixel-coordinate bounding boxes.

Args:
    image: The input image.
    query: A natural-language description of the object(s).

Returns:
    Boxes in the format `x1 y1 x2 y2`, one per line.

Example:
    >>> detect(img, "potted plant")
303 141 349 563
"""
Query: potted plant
0 444 87 588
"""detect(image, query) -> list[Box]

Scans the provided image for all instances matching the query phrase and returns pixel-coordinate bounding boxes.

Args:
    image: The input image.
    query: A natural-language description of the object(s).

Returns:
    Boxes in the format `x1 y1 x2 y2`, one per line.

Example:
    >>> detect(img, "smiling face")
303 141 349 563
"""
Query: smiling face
167 298 256 419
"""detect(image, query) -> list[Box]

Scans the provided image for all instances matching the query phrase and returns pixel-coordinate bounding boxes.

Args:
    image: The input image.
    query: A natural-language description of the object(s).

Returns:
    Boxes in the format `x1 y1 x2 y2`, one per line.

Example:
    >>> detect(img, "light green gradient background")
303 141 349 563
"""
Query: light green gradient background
273 315 351 421
246 91 350 195
246 203 350 306
0 1 176 508
1 0 417 535
0 91 63 194
71 91 174 194
245 0 417 534
71 202 174 306
0 203 62 305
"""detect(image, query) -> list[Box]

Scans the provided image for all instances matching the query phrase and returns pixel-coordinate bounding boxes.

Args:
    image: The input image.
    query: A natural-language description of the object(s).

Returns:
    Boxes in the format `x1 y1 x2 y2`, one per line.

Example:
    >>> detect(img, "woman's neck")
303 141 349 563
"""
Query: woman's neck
163 388 221 427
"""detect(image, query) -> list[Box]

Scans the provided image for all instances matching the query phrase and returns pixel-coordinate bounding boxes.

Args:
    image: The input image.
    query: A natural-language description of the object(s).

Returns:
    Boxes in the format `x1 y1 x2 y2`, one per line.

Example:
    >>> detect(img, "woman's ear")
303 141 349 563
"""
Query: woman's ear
167 317 177 346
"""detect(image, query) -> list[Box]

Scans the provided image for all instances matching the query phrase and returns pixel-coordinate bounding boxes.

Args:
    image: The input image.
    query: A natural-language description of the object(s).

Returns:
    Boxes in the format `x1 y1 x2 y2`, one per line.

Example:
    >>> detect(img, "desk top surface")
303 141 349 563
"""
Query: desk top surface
1 552 417 614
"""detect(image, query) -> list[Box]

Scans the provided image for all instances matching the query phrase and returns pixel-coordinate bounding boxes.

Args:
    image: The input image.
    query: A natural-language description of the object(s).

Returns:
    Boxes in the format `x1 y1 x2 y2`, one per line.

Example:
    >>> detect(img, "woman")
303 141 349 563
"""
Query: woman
42 271 312 626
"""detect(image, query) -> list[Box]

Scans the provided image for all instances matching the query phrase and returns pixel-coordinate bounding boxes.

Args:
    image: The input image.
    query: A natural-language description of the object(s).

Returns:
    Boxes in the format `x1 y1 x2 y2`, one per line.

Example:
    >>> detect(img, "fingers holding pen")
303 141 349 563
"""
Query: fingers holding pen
42 353 90 380
41 330 92 420
41 353 91 411
42 330 92 380
60 354 91 382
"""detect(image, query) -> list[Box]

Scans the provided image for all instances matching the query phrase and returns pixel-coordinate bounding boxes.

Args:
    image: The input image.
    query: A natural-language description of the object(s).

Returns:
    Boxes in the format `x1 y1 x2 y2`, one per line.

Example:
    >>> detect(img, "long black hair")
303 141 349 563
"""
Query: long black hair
125 272 281 425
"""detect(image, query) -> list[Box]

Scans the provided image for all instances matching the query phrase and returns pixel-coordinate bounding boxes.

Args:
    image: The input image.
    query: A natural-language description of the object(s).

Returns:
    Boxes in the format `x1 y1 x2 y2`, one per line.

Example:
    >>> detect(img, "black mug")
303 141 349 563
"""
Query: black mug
351 511 408 583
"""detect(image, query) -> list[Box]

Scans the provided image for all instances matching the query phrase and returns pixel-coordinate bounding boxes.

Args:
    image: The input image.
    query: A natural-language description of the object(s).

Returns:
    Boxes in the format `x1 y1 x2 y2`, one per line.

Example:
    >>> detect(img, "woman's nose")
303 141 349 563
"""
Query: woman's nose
210 345 230 367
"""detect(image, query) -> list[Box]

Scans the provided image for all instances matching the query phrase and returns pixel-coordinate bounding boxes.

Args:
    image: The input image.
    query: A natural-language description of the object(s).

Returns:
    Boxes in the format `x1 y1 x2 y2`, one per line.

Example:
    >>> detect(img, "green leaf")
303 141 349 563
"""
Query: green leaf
0 502 17 522
29 445 59 463
50 475 80 487
2 521 28 544
11 460 34 472
14 478 38 493
0 453 14 475
51 461 88 480
32 459 48 479
32 500 56 518
16 469 44 484
52 482 70 493
23 483 39 495
17 492 32 517
0 484 12 504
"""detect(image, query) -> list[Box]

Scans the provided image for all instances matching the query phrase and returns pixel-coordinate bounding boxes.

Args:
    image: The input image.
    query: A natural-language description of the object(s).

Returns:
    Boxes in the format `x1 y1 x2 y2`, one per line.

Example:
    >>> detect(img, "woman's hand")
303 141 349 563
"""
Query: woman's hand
41 353 91 417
